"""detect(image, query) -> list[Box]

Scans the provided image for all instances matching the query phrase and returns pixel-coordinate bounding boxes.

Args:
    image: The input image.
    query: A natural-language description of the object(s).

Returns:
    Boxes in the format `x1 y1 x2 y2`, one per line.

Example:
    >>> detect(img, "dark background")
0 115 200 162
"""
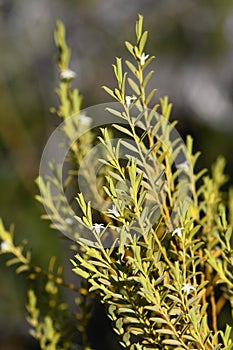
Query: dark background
0 0 233 349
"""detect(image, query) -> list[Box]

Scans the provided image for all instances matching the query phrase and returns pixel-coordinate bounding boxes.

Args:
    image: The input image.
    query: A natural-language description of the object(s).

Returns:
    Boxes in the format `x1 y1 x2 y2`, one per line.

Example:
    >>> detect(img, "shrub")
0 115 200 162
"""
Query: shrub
1 15 233 350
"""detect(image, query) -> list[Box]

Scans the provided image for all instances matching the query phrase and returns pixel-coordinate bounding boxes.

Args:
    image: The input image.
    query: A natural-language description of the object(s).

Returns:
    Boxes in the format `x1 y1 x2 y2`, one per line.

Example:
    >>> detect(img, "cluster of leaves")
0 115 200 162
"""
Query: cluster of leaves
71 16 233 349
0 14 233 350
0 21 93 350
0 219 92 349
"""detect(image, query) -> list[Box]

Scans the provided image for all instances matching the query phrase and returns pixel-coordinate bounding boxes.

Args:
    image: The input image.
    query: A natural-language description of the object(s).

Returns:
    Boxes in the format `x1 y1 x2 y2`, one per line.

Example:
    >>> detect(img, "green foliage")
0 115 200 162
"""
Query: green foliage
0 14 233 350
0 219 92 349
27 289 62 350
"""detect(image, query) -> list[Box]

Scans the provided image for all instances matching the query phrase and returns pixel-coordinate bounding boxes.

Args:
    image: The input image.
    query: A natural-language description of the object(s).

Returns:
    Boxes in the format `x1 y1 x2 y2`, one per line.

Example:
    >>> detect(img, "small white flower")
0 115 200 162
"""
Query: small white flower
181 283 196 295
177 161 189 172
65 218 74 225
60 69 76 81
107 205 120 217
172 227 184 238
92 223 105 234
0 241 10 252
125 95 136 107
78 113 92 126
139 52 149 66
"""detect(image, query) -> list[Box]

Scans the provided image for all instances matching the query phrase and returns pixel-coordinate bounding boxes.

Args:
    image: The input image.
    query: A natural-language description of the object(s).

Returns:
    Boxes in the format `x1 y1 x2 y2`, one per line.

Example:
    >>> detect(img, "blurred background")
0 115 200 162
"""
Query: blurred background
0 0 233 349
